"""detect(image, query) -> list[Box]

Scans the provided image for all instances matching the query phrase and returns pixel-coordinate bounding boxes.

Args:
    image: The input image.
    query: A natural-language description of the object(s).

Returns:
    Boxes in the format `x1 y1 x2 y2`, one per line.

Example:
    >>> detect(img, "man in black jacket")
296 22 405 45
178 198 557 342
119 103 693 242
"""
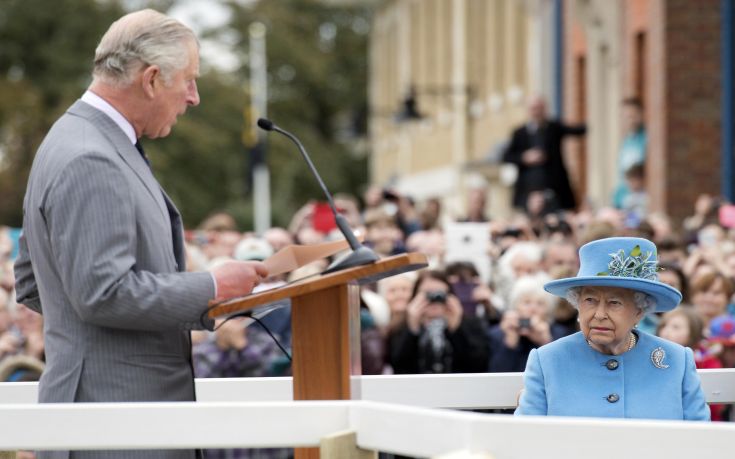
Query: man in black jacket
503 96 586 211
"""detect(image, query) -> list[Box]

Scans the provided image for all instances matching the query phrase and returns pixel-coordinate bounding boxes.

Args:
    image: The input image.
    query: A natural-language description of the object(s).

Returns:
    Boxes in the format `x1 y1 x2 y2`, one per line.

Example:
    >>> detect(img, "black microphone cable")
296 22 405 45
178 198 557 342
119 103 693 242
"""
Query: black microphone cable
197 272 322 360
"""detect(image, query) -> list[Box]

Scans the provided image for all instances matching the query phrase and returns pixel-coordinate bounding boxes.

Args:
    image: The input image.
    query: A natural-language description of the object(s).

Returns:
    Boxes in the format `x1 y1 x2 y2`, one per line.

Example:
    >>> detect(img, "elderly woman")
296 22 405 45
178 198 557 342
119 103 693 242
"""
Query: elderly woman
488 273 564 372
516 237 709 420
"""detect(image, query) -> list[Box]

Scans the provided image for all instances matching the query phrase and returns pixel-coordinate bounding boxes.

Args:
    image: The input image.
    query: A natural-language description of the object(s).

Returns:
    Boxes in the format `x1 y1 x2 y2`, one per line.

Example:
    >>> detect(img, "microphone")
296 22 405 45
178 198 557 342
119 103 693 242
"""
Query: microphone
257 118 379 273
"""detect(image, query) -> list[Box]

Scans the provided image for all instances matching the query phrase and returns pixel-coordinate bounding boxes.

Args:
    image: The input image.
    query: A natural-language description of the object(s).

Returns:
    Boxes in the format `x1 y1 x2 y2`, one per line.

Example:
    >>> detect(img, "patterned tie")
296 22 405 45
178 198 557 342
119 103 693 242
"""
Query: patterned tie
134 140 151 167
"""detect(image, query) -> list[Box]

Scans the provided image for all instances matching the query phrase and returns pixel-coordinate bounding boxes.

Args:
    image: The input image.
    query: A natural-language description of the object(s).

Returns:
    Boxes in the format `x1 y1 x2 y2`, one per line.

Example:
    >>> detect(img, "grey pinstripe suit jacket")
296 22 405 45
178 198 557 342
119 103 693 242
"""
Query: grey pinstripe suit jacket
14 100 216 459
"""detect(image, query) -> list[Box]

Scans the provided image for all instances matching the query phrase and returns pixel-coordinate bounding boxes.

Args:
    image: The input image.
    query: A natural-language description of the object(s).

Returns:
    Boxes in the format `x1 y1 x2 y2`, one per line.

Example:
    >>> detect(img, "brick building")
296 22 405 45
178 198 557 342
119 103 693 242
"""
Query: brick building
565 0 728 223
368 0 734 224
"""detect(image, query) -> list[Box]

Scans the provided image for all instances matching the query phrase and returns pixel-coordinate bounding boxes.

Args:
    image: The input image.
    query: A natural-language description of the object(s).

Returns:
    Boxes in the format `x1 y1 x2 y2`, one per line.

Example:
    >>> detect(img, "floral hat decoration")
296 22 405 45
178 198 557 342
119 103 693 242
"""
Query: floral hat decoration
544 237 682 312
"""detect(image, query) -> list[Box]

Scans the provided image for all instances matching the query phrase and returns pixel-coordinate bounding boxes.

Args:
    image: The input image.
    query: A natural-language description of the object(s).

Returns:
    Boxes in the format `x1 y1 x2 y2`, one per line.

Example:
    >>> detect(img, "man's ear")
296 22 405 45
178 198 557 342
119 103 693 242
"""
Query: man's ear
140 65 160 99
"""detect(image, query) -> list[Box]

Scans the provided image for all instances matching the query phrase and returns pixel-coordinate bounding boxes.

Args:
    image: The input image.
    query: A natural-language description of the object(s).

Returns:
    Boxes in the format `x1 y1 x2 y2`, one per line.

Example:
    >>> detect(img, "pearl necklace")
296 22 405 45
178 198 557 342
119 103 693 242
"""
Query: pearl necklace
587 331 637 354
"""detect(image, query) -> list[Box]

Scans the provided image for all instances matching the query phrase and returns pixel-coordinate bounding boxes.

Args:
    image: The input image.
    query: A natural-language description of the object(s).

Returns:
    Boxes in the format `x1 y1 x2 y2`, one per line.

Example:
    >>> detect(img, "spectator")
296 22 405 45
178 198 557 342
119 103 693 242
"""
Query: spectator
444 261 501 325
690 271 735 331
379 272 417 334
193 318 288 459
647 212 675 243
334 192 363 229
13 303 44 362
358 299 386 375
542 239 579 275
613 98 647 209
461 187 490 223
657 307 708 356
405 229 445 269
193 318 280 379
388 270 488 374
547 265 580 338
495 241 544 309
0 354 44 382
704 315 735 421
487 274 561 372
263 227 294 252
0 288 11 334
621 163 648 227
364 207 405 257
656 236 688 268
658 262 689 304
682 194 722 242
503 95 585 212
420 198 443 230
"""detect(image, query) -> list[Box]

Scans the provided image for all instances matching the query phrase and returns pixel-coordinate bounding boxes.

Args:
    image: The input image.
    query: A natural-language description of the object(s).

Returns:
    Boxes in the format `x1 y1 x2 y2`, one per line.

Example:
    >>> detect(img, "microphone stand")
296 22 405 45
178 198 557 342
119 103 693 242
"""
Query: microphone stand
258 118 379 273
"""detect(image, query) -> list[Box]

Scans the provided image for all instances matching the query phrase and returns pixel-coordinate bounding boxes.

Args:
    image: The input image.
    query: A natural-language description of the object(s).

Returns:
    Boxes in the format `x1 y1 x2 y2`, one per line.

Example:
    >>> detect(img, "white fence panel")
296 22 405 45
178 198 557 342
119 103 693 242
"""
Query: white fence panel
3 370 734 408
0 401 349 450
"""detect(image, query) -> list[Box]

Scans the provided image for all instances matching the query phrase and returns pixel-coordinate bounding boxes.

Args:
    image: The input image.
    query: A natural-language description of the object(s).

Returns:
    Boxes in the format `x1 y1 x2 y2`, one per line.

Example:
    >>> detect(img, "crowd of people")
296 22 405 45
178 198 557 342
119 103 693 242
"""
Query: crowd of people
3 186 735 410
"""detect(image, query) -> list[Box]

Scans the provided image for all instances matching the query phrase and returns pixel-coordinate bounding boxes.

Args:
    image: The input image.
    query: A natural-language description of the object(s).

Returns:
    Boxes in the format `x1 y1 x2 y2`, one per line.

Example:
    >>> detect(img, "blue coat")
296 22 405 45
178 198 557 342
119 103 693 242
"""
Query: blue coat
515 331 710 420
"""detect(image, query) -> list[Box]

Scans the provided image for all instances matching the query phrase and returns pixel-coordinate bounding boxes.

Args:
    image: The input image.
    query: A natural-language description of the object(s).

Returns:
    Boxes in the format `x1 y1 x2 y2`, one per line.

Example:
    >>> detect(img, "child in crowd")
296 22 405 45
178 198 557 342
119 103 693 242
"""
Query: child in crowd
658 308 724 420
657 307 720 368
705 315 735 421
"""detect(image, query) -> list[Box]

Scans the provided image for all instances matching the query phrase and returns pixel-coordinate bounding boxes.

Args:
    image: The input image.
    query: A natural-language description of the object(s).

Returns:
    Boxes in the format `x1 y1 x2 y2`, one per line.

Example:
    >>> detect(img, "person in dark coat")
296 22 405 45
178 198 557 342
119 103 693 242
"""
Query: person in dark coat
503 96 586 211
388 270 488 374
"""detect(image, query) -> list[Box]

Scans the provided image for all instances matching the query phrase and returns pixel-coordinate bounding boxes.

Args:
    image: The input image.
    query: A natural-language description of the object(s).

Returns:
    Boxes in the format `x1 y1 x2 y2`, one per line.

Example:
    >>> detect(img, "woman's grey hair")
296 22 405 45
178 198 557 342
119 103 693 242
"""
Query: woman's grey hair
509 273 553 313
566 286 657 314
93 9 197 87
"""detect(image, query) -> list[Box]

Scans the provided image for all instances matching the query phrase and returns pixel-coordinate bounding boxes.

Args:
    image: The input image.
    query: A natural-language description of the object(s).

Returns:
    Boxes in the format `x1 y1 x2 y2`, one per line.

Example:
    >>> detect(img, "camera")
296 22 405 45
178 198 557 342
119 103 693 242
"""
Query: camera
501 227 523 238
518 318 531 330
425 291 447 304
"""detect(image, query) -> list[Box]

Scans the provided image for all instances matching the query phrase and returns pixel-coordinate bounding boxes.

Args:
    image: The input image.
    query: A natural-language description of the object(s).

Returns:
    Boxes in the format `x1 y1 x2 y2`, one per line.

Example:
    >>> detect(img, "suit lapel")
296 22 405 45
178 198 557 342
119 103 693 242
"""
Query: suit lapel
68 101 170 225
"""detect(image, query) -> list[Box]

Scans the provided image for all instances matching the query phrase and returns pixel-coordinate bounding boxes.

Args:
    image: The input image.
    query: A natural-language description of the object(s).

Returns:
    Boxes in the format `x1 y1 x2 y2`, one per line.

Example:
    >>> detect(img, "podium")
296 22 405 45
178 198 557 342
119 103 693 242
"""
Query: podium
208 252 428 458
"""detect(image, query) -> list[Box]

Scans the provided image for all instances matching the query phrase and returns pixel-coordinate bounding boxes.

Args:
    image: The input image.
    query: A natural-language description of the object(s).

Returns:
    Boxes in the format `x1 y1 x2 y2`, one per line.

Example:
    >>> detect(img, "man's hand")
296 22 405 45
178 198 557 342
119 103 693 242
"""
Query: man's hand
521 148 546 166
210 261 268 302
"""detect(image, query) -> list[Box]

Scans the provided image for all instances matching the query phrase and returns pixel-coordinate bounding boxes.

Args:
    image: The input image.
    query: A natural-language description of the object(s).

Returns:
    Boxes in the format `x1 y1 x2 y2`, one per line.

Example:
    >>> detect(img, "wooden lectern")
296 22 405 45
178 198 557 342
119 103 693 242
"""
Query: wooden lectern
208 252 428 458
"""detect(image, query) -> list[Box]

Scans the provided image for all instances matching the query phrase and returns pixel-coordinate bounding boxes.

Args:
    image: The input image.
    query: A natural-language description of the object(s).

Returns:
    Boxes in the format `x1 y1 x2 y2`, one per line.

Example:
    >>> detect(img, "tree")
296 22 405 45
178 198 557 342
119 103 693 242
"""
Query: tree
219 0 372 229
0 0 125 225
0 0 373 231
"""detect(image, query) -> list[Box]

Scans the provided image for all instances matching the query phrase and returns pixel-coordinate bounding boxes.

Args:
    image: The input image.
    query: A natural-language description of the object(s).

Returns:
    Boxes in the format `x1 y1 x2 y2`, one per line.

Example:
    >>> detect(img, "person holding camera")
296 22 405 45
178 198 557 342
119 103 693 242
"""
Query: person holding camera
388 270 488 374
488 273 563 372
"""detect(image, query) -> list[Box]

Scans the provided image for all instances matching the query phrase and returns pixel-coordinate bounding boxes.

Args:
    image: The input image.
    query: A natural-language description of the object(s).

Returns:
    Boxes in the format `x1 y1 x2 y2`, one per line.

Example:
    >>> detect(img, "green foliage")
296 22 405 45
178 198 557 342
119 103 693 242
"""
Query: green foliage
223 0 372 229
0 0 371 231
0 0 125 226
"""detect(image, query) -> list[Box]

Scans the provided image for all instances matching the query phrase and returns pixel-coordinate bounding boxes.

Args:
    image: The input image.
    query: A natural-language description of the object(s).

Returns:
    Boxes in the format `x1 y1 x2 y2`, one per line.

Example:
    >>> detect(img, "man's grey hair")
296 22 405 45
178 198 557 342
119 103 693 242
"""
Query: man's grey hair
566 286 657 315
93 9 197 87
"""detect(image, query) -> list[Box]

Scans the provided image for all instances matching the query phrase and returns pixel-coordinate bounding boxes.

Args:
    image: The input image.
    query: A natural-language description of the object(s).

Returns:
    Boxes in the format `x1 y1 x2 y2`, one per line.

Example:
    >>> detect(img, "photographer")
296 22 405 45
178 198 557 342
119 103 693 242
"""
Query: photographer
488 273 564 372
388 270 488 374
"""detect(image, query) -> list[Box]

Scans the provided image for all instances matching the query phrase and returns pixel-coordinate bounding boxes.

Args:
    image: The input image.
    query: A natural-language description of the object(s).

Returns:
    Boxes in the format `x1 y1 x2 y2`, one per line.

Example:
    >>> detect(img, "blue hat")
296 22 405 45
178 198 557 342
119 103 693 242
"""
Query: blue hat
544 237 682 312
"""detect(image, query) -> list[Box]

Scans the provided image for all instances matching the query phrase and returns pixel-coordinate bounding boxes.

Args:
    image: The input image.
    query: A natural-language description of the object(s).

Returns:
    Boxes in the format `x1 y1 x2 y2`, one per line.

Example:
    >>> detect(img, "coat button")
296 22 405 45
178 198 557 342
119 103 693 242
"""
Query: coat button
607 393 620 403
605 359 619 370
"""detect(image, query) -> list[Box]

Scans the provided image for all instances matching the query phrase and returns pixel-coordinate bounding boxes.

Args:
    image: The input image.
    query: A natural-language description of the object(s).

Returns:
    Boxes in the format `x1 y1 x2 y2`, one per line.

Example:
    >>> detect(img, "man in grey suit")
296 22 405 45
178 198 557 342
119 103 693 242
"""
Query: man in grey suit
14 9 268 458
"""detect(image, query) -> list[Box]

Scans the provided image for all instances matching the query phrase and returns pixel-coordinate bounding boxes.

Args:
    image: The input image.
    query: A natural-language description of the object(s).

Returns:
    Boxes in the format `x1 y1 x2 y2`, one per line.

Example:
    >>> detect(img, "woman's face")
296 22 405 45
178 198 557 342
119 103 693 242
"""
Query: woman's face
515 292 550 319
383 277 414 312
658 314 691 347
692 278 729 322
416 277 450 322
511 255 539 279
578 286 643 354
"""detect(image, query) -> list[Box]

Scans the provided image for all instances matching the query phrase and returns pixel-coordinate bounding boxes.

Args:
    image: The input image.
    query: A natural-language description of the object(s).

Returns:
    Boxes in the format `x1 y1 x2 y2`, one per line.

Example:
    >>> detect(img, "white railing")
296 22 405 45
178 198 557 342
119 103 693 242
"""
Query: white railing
0 400 734 458
1 370 734 458
3 369 735 407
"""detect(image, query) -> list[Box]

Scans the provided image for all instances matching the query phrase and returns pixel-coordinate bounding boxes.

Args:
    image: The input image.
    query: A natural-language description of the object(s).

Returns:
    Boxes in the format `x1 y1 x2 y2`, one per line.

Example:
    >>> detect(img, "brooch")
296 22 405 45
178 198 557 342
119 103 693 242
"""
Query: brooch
651 347 669 369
